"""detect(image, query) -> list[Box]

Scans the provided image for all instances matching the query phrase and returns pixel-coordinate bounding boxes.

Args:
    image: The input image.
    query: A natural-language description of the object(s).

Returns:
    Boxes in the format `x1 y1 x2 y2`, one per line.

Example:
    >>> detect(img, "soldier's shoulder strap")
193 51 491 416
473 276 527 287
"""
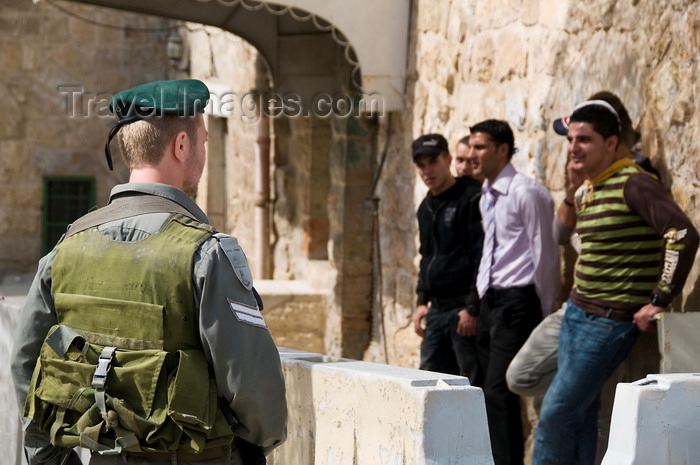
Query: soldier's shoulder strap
62 195 198 241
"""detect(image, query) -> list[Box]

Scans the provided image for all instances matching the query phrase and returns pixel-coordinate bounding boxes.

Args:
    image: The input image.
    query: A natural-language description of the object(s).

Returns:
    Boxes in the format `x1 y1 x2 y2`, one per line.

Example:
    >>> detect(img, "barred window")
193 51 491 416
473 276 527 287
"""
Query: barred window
42 177 95 254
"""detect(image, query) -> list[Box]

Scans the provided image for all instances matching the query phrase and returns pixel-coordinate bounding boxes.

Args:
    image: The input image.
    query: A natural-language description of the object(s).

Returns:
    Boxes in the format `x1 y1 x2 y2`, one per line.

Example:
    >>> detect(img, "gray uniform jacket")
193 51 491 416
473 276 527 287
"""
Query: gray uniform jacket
10 182 288 464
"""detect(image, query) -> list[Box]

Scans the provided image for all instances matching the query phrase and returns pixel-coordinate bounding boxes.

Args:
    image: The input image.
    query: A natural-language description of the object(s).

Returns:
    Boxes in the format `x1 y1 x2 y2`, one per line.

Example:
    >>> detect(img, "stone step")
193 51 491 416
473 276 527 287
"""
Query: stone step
256 279 328 354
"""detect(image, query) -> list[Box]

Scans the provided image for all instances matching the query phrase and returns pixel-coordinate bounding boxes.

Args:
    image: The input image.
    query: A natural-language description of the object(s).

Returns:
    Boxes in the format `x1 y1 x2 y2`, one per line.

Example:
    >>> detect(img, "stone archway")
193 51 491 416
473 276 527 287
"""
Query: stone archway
62 0 408 112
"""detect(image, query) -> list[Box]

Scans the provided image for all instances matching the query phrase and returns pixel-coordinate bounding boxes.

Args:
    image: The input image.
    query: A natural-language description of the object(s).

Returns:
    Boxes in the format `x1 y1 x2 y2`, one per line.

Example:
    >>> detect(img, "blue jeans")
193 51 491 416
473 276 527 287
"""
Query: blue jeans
533 301 639 465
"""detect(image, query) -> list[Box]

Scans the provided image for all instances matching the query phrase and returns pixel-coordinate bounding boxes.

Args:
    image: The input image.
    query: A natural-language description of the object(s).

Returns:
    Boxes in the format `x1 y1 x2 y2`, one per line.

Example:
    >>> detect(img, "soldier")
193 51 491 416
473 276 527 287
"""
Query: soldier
11 79 287 465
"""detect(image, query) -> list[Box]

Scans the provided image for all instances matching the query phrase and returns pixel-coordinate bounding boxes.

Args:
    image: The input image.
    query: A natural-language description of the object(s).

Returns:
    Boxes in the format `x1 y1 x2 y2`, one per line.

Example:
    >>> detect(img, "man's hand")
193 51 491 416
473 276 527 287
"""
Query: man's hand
566 157 586 194
413 305 429 337
456 309 478 337
558 157 587 228
632 303 663 332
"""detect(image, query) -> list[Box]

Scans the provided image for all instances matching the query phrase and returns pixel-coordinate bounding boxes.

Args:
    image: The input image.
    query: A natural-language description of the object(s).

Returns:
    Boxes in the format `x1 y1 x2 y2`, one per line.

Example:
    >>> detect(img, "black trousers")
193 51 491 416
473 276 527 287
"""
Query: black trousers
476 285 542 465
420 304 478 379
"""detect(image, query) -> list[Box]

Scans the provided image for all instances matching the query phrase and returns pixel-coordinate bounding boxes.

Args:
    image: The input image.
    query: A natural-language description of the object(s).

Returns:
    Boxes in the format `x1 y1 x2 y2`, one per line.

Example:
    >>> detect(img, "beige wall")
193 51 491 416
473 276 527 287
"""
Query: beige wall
371 0 700 367
185 27 261 269
187 24 378 359
0 0 172 274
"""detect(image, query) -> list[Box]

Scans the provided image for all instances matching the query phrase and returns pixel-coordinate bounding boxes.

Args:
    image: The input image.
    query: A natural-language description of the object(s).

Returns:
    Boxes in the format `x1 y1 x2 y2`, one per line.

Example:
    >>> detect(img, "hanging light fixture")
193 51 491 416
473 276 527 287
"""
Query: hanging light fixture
166 31 184 68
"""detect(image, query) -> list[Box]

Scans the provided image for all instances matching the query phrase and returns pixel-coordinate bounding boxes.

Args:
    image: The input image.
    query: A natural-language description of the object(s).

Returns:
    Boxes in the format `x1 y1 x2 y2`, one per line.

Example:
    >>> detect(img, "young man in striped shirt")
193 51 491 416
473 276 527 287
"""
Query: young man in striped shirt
532 100 699 465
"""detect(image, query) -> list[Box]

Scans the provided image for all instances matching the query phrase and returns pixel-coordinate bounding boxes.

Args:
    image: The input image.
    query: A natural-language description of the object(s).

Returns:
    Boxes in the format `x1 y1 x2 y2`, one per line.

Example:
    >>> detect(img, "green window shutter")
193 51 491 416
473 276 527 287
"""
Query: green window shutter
42 177 96 254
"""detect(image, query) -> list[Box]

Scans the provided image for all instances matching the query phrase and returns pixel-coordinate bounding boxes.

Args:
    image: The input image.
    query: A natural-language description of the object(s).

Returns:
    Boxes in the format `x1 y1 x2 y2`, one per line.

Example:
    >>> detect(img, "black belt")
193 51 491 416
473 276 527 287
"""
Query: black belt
483 284 536 299
429 295 468 309
582 306 635 322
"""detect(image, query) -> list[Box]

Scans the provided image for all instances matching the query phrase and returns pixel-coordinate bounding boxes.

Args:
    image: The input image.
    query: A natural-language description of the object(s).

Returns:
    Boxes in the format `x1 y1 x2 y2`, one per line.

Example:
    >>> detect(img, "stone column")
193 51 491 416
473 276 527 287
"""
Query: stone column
325 114 377 359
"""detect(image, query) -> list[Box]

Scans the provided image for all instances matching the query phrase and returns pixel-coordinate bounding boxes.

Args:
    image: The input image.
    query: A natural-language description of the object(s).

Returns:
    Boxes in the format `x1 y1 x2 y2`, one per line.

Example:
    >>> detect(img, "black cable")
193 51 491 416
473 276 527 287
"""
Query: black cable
367 113 393 364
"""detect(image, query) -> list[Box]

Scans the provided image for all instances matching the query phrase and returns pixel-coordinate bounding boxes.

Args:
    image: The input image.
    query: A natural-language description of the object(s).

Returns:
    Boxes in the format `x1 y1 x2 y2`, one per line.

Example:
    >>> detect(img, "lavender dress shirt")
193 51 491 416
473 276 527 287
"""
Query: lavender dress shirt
476 163 560 315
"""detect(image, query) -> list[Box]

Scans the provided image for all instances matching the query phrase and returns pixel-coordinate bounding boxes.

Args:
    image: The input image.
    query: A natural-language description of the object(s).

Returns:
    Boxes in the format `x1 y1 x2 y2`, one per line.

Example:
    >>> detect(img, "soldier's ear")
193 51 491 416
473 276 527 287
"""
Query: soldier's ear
172 131 190 162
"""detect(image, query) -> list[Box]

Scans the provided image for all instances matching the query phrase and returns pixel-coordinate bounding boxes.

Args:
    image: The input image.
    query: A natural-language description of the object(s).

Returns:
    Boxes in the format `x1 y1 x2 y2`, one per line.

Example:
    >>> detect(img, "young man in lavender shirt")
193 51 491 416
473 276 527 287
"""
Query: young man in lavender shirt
467 119 560 465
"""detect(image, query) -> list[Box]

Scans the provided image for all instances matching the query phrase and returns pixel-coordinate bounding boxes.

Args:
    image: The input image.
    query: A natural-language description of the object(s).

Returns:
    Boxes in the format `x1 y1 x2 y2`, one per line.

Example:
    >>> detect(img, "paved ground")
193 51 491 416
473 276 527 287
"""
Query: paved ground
0 272 33 308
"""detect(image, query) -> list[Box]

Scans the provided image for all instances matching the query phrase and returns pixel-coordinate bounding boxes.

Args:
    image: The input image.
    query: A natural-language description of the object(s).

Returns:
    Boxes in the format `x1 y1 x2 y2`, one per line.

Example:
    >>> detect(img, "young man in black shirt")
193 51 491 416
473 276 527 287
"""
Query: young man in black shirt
412 134 483 379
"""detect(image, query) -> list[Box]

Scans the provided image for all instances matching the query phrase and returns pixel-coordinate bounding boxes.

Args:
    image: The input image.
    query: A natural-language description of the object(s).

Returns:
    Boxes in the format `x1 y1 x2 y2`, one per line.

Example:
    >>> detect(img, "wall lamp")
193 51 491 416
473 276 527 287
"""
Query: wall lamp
166 30 189 72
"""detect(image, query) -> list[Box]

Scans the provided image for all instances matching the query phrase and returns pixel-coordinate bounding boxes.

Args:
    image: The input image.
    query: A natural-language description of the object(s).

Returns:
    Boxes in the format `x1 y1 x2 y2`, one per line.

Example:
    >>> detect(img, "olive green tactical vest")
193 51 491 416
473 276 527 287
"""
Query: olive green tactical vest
24 214 235 454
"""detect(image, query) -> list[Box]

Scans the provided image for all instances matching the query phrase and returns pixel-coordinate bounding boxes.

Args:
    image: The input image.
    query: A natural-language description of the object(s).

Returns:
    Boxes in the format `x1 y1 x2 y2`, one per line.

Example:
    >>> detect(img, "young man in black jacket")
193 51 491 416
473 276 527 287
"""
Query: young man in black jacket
412 134 483 379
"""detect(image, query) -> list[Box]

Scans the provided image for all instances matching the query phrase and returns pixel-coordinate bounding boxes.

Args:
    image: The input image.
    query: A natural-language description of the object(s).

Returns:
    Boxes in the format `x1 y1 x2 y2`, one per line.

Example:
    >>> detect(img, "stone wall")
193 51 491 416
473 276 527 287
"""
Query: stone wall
257 279 328 353
272 116 325 280
0 0 173 275
370 0 700 367
180 23 260 276
185 26 261 268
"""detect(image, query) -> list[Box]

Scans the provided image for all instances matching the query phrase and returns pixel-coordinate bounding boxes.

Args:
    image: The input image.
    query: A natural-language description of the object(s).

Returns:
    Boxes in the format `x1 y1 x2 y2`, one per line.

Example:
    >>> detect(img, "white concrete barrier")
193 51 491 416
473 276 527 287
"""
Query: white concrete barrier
1 299 25 465
271 348 494 465
602 373 700 465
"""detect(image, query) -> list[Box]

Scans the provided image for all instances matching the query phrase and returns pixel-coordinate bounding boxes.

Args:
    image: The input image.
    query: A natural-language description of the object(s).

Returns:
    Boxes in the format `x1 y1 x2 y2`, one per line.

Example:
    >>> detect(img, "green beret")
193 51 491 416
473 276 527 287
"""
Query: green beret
109 79 210 120
104 79 210 170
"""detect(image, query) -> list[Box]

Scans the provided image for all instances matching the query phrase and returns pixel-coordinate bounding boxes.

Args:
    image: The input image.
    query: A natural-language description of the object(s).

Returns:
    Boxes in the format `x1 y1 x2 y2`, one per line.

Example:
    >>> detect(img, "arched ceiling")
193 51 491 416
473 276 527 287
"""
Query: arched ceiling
61 0 410 112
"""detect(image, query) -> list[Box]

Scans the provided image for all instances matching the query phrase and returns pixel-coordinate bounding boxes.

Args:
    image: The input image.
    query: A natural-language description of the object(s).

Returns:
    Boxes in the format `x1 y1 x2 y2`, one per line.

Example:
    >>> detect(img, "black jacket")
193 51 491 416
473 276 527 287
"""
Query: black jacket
416 176 483 308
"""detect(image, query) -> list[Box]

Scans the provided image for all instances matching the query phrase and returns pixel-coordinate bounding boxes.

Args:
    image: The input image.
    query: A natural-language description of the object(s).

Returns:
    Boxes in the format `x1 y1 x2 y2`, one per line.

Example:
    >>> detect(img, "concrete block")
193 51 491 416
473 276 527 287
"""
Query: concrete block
656 312 700 373
602 373 700 465
272 348 494 465
1 300 24 465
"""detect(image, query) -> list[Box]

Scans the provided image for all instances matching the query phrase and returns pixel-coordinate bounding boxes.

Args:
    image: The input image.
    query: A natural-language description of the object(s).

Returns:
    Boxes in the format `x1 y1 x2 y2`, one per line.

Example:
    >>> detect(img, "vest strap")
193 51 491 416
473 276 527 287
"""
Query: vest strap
92 346 116 415
80 426 140 456
63 195 199 241
49 407 67 446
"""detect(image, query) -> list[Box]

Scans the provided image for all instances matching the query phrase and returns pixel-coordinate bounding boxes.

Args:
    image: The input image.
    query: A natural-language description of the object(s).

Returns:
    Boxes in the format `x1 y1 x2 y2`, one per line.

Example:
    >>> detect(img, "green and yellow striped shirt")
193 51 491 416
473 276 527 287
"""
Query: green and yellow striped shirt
572 160 662 312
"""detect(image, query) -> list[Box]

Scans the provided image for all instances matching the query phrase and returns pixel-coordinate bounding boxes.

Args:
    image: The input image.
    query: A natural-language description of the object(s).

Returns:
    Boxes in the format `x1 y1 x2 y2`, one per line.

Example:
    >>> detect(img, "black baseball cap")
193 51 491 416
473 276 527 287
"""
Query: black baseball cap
412 134 448 160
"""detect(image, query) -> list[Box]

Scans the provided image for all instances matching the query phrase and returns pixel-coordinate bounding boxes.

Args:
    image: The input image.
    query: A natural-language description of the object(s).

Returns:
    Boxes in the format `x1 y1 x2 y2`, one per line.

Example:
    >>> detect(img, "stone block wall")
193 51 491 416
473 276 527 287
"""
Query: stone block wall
323 116 377 359
185 26 377 359
371 0 700 367
271 115 322 280
257 279 328 354
0 0 173 275
185 27 261 270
